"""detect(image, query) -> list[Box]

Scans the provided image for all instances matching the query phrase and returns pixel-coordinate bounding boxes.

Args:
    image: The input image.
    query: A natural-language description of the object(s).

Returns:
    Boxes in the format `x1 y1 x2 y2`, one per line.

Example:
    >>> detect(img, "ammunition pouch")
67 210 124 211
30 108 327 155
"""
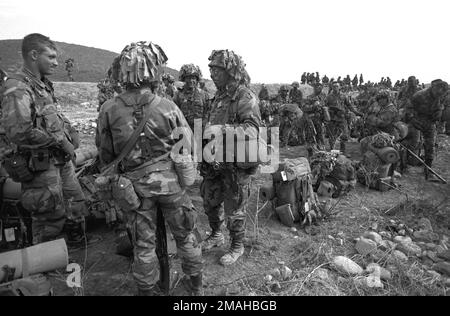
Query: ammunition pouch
2 152 34 183
30 149 50 172
111 176 141 212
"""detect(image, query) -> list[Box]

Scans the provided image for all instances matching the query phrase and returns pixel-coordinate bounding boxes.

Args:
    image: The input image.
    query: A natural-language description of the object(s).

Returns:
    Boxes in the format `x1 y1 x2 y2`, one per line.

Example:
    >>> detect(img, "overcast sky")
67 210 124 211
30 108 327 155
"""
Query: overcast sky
0 0 448 84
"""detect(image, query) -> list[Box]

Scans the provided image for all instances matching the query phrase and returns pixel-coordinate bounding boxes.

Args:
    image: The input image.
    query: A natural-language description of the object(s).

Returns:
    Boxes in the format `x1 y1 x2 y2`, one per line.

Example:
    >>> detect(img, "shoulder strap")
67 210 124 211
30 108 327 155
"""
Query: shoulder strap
111 95 162 166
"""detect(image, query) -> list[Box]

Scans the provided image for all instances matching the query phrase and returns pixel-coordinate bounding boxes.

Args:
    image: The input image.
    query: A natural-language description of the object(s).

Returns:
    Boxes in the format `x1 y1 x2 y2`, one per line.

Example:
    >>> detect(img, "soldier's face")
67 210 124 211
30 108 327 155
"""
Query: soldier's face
209 66 229 88
185 75 198 90
37 47 58 76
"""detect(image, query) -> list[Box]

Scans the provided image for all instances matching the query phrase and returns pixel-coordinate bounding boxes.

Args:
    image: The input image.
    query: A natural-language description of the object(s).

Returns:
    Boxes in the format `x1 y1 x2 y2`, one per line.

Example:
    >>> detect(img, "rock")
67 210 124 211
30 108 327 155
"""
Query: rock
437 250 450 261
355 275 384 289
379 240 397 251
280 266 293 280
398 230 406 236
269 268 281 279
389 250 408 263
397 242 422 256
271 282 282 292
333 256 364 276
413 230 439 243
418 218 433 232
379 231 392 240
436 246 446 255
433 262 450 277
313 268 330 281
356 238 378 256
370 250 387 262
394 236 412 244
366 263 392 281
398 224 405 229
370 223 379 231
363 232 383 245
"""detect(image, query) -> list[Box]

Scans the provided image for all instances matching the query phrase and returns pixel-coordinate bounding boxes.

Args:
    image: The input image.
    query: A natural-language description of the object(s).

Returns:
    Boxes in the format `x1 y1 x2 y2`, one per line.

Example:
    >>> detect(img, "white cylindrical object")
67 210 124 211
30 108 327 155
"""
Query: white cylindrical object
0 239 69 280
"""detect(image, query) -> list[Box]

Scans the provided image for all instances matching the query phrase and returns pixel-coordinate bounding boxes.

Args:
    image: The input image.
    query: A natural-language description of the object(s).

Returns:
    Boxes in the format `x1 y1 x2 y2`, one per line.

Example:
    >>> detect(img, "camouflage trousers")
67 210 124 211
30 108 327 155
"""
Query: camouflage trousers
405 120 437 162
127 191 203 292
200 168 250 242
326 120 349 151
20 161 87 244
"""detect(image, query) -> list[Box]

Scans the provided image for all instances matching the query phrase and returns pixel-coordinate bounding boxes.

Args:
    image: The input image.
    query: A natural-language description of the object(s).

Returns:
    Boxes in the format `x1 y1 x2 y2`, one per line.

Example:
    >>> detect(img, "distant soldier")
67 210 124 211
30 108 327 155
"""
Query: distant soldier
173 64 209 130
386 77 392 89
322 75 329 85
352 75 358 88
301 72 307 85
325 82 361 152
398 76 420 110
161 74 177 100
404 79 449 180
344 75 351 86
337 76 342 84
315 72 320 83
97 78 115 111
289 81 303 107
65 58 75 81
359 74 364 86
258 83 270 101
274 85 290 104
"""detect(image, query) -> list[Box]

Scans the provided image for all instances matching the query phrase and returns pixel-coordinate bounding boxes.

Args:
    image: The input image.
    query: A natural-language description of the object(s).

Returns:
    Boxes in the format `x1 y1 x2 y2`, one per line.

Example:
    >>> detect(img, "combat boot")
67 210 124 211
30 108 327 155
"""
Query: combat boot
424 159 439 182
202 231 225 251
183 273 204 296
220 239 244 266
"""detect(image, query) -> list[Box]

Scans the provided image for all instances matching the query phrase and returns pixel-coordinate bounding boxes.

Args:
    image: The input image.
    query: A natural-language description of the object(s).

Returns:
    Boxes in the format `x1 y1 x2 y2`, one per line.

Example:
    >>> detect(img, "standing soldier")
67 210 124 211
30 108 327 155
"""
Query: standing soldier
289 81 303 107
359 74 364 86
305 83 328 148
274 85 290 104
65 58 75 81
301 72 307 85
398 76 420 109
325 82 361 152
258 83 270 101
201 50 262 266
173 64 209 130
322 75 329 85
404 79 449 180
97 41 203 295
352 75 359 88
0 34 86 245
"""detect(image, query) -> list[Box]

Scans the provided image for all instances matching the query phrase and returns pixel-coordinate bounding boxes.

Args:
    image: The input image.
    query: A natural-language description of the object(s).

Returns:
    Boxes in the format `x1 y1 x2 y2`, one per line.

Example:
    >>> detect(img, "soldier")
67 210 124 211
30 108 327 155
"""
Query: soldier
398 76 420 110
65 58 74 82
274 85 290 104
289 81 303 107
365 90 399 138
325 82 361 152
97 41 203 295
173 64 209 130
200 49 261 266
404 79 449 180
301 72 307 85
0 34 87 245
352 75 358 88
305 83 327 148
322 75 329 85
315 72 320 84
161 74 177 100
359 74 364 86
258 83 270 101
279 104 304 147
306 73 311 84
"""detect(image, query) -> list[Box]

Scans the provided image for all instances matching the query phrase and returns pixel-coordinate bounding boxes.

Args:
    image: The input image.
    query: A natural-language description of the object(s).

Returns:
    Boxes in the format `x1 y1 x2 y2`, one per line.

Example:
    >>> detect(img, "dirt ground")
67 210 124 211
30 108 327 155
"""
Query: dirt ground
48 83 450 296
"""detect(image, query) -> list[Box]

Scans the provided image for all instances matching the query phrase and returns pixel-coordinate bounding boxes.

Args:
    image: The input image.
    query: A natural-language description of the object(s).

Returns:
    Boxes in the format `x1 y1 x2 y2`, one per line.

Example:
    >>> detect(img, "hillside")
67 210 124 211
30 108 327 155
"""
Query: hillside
0 39 178 82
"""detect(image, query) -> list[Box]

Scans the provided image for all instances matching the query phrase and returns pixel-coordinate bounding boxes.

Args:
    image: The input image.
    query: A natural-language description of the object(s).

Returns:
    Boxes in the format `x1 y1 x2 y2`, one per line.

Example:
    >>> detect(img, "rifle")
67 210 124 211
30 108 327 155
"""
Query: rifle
397 142 447 184
155 206 170 295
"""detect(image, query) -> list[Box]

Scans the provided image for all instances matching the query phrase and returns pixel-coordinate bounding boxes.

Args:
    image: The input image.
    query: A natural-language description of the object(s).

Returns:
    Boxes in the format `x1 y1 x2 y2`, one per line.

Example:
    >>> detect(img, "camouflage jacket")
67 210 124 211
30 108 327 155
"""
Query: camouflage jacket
325 92 359 122
173 86 208 130
397 85 420 108
366 102 398 133
0 68 74 151
289 88 303 105
97 88 193 195
408 88 444 123
258 87 269 101
205 83 261 171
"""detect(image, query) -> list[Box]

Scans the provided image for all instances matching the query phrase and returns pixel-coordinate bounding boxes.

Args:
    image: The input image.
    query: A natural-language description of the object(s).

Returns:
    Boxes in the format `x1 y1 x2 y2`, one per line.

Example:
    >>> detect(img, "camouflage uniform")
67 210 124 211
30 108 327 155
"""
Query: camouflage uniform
98 42 202 294
366 100 399 137
258 84 269 101
325 87 360 152
97 78 115 111
288 83 303 107
405 81 449 173
173 87 208 130
0 68 86 244
202 50 261 266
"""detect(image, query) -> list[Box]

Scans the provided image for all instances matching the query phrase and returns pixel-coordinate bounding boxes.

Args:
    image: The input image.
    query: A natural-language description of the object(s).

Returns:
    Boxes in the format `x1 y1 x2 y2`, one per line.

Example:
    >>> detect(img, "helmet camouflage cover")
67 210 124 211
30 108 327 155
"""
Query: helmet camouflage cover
109 41 168 87
179 64 202 82
208 49 250 84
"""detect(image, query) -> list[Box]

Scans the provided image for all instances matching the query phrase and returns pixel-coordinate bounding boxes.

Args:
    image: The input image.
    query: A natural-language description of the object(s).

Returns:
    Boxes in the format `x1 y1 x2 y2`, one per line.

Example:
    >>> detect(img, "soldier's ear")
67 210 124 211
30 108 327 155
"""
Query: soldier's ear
29 49 39 61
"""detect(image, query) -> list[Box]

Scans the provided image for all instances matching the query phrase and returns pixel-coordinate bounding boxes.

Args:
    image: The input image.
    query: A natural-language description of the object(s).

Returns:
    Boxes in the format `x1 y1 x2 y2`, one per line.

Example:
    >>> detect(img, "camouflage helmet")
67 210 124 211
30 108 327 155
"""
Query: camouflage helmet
292 81 300 88
279 85 290 92
162 73 176 83
110 41 168 87
376 90 390 101
208 50 250 84
179 64 202 82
